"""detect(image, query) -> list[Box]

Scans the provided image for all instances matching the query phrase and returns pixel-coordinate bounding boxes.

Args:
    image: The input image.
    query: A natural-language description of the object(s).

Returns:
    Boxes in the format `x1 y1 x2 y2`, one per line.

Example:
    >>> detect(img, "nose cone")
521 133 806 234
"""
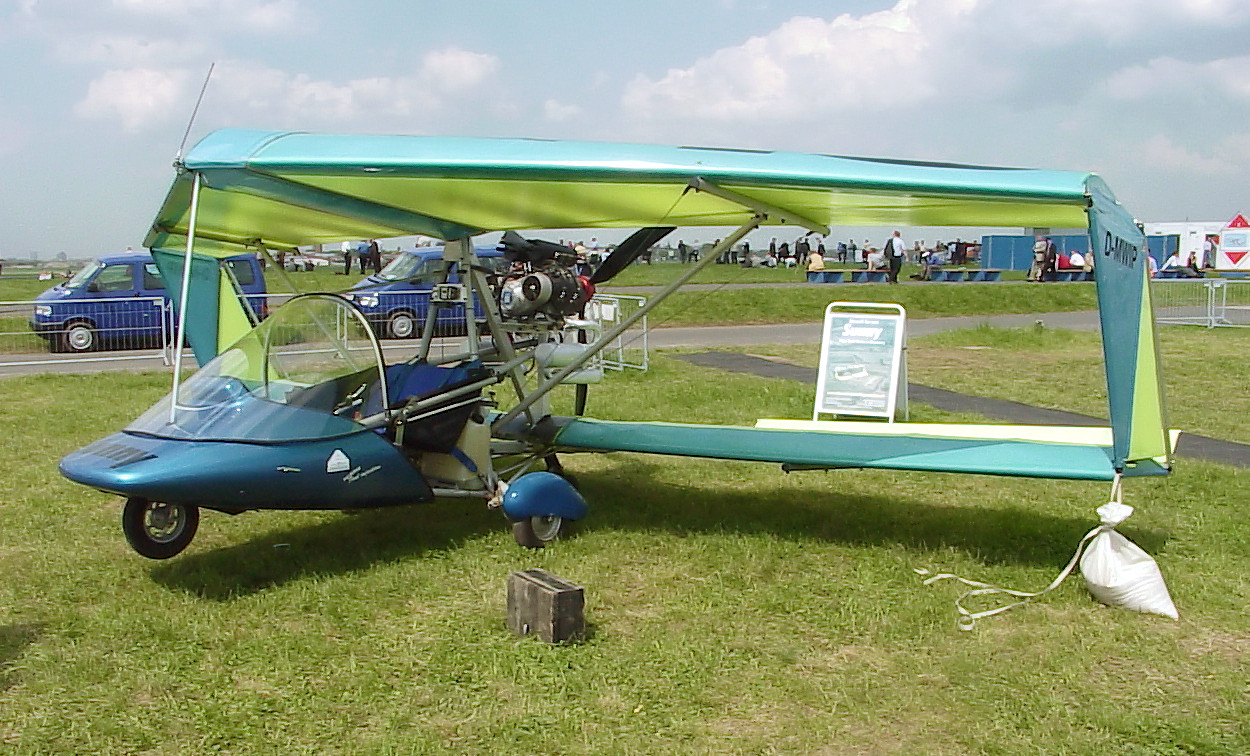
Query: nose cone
61 430 434 510
60 432 239 503
60 433 163 495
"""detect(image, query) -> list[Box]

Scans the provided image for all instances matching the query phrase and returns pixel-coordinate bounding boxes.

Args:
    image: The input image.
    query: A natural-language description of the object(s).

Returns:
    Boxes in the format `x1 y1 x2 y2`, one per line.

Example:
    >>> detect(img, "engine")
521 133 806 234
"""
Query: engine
494 231 594 321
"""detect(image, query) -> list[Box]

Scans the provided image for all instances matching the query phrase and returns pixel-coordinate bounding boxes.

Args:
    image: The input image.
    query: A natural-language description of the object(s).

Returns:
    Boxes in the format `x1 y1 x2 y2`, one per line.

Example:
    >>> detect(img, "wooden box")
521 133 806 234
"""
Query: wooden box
506 569 585 643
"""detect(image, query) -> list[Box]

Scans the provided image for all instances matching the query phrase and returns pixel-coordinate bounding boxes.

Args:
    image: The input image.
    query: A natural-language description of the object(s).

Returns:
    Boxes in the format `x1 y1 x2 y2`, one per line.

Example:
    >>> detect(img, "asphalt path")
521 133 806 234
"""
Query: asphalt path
0 310 1102 377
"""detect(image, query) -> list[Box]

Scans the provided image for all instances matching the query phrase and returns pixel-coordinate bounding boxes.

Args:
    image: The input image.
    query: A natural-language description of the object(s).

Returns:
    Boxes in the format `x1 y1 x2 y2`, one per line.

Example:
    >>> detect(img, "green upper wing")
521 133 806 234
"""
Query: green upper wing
147 129 1094 255
143 128 1169 475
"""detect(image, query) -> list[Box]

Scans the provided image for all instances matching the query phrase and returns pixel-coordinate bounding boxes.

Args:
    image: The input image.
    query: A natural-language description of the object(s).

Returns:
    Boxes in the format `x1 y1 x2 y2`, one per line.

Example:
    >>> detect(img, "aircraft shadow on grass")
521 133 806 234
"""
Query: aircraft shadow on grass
150 456 1169 601
0 621 45 692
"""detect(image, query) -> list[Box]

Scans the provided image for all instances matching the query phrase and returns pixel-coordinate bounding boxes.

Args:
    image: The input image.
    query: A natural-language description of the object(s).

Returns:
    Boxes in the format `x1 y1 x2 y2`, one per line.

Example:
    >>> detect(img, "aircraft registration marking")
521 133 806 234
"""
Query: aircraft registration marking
344 465 381 483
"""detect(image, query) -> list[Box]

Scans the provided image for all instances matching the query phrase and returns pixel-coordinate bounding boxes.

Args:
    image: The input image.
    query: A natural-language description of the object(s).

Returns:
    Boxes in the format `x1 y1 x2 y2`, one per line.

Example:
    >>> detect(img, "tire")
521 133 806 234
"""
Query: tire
59 321 96 353
122 497 199 559
386 310 418 339
512 515 564 549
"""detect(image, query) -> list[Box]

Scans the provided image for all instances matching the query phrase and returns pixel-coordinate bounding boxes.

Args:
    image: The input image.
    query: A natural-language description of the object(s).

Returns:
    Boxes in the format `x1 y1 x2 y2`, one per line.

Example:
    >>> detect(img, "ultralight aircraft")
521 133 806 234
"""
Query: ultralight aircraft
59 129 1172 558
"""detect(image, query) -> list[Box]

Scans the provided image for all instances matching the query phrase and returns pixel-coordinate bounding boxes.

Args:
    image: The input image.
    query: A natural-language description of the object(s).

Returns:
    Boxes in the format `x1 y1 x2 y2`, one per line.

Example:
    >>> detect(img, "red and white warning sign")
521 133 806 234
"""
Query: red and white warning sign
1218 214 1250 269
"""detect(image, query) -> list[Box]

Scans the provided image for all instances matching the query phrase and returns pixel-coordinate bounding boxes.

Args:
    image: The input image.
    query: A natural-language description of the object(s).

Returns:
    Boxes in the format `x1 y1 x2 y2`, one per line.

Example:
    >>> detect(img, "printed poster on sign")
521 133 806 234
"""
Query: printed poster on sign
814 303 906 420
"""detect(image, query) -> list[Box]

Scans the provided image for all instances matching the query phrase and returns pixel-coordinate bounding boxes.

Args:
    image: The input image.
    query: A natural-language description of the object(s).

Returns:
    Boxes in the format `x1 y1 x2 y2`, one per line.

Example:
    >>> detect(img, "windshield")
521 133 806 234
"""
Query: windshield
377 250 445 282
127 294 389 443
65 260 104 289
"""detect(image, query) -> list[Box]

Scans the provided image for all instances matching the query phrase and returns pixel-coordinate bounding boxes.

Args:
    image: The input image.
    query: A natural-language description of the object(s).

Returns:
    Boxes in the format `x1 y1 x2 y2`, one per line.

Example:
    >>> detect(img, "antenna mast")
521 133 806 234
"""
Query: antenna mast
175 62 215 165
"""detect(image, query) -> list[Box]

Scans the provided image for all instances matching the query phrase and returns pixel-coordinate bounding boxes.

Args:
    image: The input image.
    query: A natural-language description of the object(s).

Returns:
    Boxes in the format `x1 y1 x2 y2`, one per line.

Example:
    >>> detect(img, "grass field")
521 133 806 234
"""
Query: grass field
1 314 1247 753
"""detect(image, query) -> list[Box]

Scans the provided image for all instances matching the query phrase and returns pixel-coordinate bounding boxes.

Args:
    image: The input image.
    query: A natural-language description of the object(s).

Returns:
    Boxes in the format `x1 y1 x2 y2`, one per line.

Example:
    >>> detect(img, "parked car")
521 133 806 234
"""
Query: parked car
30 251 267 352
343 246 506 338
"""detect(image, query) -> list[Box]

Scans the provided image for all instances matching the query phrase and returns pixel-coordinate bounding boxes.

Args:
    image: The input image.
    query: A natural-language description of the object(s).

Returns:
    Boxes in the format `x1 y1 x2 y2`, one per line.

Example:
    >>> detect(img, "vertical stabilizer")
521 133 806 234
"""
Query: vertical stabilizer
1086 178 1171 473
151 249 256 366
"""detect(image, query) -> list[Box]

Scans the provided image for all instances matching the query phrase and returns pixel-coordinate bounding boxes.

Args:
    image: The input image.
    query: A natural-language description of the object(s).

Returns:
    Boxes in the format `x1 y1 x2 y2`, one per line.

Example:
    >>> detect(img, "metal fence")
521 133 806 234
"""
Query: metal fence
586 293 648 372
2 295 175 367
1 292 650 371
1153 278 1250 328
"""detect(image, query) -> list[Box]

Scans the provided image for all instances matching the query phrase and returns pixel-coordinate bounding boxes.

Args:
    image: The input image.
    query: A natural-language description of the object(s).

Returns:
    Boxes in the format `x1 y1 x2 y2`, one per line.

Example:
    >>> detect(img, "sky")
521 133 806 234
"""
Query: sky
2 0 1249 260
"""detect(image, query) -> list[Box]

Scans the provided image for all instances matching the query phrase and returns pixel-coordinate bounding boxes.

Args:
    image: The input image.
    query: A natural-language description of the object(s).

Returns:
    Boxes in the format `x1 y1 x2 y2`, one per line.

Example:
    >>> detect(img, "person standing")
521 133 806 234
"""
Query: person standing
884 230 905 283
1042 236 1058 282
1029 235 1046 281
342 241 353 275
368 239 382 274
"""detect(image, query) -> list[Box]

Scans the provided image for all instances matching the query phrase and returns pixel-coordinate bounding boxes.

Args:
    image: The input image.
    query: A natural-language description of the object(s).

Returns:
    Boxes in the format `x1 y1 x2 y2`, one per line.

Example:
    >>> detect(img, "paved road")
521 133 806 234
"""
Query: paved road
0 310 1102 378
642 310 1101 349
0 311 1102 376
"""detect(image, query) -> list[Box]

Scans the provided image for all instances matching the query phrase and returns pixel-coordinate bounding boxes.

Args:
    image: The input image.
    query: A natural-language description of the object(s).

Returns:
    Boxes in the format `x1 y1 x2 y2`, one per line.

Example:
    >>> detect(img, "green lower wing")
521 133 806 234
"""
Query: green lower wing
550 417 1173 481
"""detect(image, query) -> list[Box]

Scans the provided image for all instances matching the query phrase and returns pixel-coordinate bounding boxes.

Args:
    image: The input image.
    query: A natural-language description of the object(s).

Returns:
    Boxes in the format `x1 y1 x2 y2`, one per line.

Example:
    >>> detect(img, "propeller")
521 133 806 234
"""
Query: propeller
498 230 570 265
589 227 676 284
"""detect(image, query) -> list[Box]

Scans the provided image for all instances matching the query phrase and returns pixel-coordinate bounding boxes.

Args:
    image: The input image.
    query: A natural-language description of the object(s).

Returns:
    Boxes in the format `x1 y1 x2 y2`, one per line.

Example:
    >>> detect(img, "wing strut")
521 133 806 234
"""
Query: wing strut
687 177 829 236
169 170 202 422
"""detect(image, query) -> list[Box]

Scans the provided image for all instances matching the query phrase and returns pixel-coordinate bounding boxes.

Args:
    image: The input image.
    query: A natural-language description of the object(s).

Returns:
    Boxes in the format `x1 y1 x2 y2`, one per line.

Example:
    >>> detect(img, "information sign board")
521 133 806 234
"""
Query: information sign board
814 302 907 421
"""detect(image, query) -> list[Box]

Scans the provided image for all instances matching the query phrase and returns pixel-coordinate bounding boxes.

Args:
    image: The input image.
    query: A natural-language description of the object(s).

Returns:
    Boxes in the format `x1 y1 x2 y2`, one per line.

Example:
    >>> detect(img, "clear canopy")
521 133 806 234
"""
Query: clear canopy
127 294 389 443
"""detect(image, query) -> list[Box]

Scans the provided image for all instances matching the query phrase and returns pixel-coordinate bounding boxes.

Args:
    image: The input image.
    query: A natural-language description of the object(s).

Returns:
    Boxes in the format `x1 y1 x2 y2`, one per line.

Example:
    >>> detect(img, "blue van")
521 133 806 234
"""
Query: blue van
30 251 267 353
344 246 507 338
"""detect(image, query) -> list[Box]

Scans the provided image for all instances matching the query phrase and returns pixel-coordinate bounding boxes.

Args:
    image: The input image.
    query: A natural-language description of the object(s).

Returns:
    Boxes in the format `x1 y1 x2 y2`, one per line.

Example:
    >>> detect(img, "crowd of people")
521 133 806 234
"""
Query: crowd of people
659 232 982 285
342 240 384 275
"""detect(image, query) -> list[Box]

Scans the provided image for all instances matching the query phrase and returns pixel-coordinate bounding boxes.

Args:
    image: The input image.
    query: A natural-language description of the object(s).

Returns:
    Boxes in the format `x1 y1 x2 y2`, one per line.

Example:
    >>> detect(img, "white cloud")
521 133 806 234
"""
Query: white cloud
109 0 301 31
543 99 583 122
74 67 191 131
1138 134 1231 175
419 48 499 94
622 1 982 121
210 47 500 125
55 34 204 67
1123 56 1250 100
622 0 1249 126
72 45 501 132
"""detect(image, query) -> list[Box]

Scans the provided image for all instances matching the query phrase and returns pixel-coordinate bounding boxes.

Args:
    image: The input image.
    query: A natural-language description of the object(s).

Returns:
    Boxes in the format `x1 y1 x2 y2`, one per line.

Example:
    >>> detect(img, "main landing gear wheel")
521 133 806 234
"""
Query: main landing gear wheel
512 515 564 549
122 497 199 559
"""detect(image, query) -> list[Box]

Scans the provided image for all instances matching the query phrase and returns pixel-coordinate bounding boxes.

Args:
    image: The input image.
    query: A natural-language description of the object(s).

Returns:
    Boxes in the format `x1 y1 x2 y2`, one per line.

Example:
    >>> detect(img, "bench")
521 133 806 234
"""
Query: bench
805 270 845 283
850 270 888 283
928 268 1003 282
1218 271 1249 279
1052 269 1093 282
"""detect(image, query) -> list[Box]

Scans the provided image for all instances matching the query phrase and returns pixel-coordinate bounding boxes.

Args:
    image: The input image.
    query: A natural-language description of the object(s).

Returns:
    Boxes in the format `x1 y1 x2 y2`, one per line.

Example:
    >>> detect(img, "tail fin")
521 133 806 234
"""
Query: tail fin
151 248 258 366
1086 178 1171 474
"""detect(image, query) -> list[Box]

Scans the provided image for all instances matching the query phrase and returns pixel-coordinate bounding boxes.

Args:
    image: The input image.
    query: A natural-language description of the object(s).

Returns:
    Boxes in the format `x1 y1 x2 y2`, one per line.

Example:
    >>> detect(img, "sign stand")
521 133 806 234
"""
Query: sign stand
814 302 908 421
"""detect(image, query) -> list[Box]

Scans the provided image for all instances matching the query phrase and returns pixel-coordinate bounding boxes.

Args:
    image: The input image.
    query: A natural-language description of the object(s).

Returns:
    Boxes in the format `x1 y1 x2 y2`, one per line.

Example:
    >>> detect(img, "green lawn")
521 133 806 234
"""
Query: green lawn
0 324 1247 754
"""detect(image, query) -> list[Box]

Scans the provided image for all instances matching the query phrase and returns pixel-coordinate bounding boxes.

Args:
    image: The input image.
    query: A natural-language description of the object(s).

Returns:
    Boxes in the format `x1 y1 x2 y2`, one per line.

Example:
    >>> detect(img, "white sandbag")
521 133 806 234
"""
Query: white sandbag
1079 502 1178 619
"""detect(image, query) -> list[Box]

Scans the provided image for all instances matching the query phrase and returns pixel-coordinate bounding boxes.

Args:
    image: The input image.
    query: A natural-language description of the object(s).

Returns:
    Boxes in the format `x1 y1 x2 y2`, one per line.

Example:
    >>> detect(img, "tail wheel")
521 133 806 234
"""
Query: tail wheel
512 515 564 549
122 497 199 559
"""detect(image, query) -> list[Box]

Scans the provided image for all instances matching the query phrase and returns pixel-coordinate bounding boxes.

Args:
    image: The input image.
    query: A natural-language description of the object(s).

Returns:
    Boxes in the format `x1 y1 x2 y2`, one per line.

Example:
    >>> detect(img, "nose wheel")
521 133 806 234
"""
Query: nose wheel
512 515 564 548
122 497 199 559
